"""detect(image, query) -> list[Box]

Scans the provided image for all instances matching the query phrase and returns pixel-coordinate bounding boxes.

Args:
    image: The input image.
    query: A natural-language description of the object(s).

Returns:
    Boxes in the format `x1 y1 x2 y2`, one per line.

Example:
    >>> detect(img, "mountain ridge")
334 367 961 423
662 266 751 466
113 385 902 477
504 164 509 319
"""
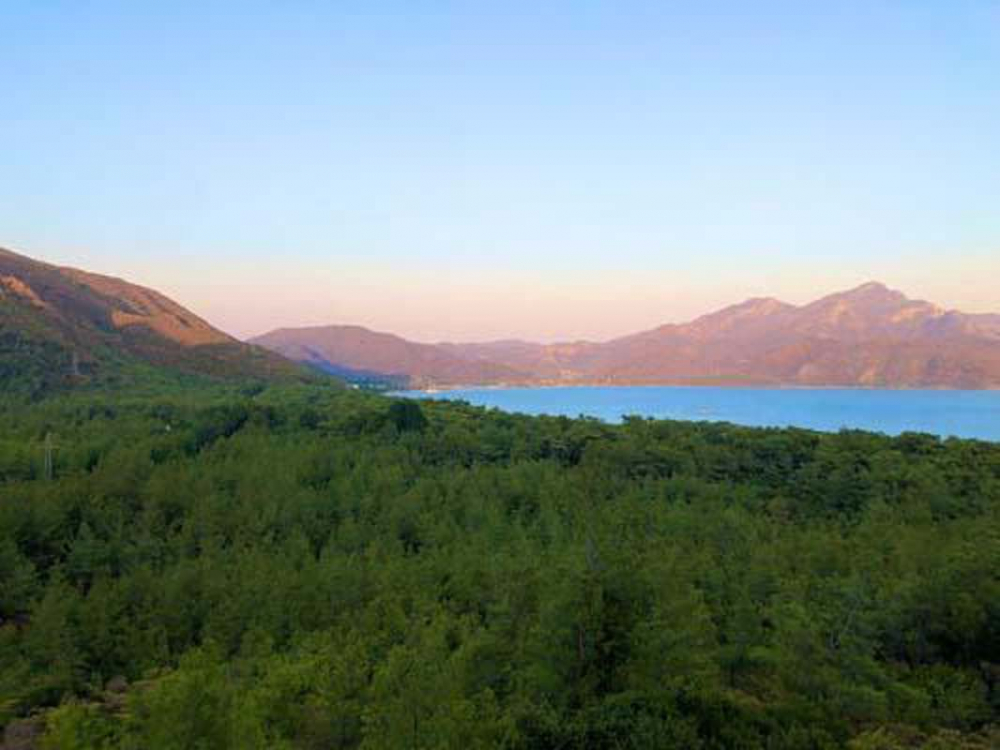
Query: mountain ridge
1 246 309 393
253 281 1000 389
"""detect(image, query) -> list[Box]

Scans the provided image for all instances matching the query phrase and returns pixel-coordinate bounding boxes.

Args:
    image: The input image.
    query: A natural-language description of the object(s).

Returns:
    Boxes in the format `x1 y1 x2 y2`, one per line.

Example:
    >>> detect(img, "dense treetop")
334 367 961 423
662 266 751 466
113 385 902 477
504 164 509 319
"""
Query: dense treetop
0 380 998 748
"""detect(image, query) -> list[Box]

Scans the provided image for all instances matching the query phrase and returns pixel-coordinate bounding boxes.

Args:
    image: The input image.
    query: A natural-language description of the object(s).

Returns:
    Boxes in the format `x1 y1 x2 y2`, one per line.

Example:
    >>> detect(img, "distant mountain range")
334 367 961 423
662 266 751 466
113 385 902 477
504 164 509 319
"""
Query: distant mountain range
4 245 998 392
0 246 305 393
253 283 1000 389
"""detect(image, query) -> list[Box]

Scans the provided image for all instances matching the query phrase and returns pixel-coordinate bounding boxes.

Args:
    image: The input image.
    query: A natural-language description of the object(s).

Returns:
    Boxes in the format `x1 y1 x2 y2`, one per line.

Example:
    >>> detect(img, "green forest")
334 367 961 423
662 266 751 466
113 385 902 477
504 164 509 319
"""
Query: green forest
1 381 998 749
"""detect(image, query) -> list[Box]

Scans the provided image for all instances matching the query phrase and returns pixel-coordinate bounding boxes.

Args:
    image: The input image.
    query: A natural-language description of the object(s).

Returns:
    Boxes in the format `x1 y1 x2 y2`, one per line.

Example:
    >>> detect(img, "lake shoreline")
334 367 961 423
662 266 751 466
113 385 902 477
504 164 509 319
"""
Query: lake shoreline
395 385 1000 441
397 382 1000 395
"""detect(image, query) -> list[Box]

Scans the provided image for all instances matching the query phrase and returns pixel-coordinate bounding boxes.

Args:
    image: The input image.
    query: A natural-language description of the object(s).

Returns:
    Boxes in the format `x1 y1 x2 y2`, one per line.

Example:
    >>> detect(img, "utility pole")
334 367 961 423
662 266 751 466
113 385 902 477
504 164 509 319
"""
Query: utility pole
43 432 56 481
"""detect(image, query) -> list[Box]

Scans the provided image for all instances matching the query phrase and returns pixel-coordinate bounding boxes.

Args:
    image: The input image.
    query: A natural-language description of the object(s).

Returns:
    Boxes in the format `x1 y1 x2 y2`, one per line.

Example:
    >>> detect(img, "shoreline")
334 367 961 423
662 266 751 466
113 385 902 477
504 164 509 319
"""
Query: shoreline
390 384 1000 443
394 382 1000 395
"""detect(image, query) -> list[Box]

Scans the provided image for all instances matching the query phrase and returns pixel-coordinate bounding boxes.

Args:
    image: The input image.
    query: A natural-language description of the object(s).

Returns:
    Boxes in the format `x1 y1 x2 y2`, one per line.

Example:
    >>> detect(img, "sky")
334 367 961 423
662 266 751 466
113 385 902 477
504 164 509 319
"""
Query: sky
2 1 999 342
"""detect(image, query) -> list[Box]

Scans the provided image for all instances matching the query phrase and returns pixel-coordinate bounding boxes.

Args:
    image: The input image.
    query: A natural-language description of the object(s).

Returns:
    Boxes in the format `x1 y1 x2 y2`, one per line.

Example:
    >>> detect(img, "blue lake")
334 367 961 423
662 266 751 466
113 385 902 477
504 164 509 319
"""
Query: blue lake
398 386 1000 442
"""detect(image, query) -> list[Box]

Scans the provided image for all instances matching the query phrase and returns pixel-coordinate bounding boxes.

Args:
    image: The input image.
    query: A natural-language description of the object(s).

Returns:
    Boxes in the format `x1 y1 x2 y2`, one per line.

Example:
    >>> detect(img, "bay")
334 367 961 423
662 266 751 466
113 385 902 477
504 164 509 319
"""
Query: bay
397 386 1000 441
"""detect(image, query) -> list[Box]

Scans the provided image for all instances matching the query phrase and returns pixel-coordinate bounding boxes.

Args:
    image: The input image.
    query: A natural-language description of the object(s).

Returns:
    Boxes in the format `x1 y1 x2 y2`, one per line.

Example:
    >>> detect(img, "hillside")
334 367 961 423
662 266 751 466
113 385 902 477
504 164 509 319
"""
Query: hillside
253 283 1000 389
252 324 532 388
0 246 307 394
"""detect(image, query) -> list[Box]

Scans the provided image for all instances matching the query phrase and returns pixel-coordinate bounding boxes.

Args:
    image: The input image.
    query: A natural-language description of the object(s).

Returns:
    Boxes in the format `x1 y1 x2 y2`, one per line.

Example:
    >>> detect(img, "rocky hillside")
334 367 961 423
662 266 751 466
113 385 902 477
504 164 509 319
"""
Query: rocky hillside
0 246 307 394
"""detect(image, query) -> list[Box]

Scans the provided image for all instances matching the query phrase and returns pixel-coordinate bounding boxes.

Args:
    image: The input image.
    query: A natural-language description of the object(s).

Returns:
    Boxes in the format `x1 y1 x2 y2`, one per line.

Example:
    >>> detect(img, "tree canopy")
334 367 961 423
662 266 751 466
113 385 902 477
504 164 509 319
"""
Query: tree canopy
0 382 997 748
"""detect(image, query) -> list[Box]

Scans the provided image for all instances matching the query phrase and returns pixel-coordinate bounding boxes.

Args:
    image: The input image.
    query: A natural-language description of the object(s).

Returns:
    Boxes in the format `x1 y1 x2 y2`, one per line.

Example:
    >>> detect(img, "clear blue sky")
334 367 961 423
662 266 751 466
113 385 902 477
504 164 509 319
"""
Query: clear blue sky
2 1 998 341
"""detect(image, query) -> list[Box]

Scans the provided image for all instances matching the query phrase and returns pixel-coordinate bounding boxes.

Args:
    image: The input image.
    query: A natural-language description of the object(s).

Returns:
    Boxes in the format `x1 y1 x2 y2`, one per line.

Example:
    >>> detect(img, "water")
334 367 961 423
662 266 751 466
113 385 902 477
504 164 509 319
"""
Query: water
397 386 1000 441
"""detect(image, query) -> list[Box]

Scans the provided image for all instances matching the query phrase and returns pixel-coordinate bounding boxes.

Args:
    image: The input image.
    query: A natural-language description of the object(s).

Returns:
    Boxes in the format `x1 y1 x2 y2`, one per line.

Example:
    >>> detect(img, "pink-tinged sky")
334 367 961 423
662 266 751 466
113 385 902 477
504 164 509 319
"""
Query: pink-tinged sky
12 245 1000 344
2 3 999 341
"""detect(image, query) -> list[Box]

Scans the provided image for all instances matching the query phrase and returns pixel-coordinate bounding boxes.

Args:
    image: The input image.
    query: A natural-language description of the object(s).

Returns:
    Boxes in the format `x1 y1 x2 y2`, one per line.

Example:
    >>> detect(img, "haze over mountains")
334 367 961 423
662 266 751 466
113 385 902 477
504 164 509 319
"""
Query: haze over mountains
253 283 1000 389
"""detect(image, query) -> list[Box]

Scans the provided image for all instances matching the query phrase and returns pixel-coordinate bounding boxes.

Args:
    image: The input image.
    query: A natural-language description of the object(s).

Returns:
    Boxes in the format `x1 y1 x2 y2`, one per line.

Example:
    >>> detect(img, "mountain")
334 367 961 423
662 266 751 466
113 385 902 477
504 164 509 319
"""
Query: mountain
0 246 307 394
252 282 1000 389
251 325 531 388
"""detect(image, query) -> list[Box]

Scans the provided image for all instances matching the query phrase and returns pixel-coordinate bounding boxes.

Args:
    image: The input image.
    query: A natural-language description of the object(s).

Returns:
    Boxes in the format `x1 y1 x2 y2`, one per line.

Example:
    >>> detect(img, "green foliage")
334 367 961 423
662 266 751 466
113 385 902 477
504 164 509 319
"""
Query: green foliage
1 383 998 748
41 702 120 750
387 399 429 433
